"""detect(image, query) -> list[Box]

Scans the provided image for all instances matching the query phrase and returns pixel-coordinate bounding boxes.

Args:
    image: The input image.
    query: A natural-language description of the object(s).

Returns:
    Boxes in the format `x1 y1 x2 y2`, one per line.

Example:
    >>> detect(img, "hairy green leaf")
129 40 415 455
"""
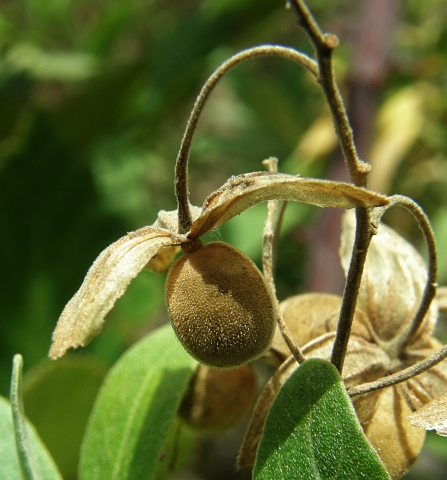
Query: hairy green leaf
253 358 390 480
3 355 62 480
79 324 197 480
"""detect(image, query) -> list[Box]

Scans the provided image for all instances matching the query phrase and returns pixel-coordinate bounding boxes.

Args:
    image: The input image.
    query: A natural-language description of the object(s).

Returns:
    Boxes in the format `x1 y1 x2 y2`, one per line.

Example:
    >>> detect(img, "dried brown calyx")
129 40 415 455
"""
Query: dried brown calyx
240 212 447 480
179 364 256 431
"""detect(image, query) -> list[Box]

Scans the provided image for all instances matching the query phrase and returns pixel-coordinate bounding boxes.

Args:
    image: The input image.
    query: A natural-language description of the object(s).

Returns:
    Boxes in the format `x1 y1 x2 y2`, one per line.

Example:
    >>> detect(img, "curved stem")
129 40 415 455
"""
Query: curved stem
175 45 319 234
375 195 438 357
348 343 447 398
262 157 306 364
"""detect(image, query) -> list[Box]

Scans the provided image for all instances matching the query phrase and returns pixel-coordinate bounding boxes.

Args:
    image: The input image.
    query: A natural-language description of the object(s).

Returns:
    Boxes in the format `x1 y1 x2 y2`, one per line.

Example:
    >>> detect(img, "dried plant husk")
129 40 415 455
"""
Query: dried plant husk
240 213 447 479
408 391 447 437
340 211 437 343
179 364 256 431
270 292 372 362
49 174 388 359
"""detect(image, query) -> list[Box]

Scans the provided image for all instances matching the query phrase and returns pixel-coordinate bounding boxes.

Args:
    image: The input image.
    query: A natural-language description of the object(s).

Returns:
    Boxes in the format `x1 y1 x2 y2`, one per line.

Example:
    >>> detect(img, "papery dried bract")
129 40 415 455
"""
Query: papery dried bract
340 211 437 341
189 172 389 238
50 227 182 359
179 364 256 431
146 245 180 273
354 385 426 479
408 392 447 436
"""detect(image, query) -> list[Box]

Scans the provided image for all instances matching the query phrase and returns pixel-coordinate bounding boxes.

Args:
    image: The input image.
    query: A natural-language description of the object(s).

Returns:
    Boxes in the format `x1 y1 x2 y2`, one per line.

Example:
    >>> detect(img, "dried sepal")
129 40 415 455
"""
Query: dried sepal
189 171 389 238
153 206 201 233
407 391 447 436
270 292 372 362
49 175 388 361
49 227 183 359
353 385 426 479
145 245 181 273
340 210 437 342
404 337 447 407
179 364 256 431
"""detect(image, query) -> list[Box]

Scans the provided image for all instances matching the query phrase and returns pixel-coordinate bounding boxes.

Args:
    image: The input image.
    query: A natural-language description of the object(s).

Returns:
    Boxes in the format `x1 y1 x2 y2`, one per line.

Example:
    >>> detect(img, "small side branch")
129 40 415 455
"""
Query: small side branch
262 157 306 365
348 343 447 398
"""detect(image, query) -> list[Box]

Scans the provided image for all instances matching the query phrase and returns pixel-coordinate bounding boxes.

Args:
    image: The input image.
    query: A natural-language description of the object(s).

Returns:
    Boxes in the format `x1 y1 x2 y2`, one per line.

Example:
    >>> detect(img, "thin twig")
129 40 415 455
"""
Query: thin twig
288 0 375 374
331 207 373 373
288 0 370 187
262 157 306 365
348 343 447 398
175 45 319 234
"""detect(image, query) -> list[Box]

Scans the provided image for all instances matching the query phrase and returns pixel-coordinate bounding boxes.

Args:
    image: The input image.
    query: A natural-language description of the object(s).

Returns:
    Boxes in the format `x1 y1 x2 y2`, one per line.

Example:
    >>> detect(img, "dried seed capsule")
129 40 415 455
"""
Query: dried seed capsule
165 241 276 368
179 364 256 431
271 292 372 362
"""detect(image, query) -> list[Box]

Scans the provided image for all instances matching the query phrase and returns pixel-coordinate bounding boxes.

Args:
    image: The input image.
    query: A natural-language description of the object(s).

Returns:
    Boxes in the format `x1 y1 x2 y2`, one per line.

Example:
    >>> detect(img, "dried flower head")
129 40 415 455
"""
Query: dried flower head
240 211 447 479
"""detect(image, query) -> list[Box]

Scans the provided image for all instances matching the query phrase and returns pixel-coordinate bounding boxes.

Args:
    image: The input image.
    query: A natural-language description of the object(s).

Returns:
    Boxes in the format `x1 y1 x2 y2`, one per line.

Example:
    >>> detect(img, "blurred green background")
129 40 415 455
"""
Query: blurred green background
1 0 447 478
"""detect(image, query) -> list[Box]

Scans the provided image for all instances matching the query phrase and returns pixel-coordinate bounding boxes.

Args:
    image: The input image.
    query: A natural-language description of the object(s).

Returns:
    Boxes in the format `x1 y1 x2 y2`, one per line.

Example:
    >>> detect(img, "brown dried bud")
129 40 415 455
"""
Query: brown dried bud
165 241 276 368
179 364 256 431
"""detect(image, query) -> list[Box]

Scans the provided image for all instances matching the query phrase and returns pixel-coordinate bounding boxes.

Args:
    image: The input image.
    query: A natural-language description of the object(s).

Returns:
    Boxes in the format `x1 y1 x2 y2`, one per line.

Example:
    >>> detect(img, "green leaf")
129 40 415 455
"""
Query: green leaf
2 355 62 480
253 358 390 480
22 356 107 479
79 324 197 480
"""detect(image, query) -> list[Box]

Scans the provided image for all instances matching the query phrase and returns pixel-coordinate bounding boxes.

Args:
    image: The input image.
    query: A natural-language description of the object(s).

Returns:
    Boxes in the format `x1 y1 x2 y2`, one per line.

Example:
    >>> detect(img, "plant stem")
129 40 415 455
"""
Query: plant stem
288 0 370 187
175 45 318 234
288 0 374 373
262 157 306 365
331 207 373 373
348 343 447 398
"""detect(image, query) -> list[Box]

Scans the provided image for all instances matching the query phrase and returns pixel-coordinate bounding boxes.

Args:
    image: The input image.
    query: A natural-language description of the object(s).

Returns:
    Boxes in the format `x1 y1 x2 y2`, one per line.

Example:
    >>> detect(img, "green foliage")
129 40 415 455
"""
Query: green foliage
22 356 107 478
253 359 390 480
79 324 197 480
3 354 62 480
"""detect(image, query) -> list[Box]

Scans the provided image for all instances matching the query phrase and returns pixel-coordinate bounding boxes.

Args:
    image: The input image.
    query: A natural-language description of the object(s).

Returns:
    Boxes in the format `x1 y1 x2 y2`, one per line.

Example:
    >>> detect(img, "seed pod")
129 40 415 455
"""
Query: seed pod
179 364 256 431
165 241 276 368
271 292 372 362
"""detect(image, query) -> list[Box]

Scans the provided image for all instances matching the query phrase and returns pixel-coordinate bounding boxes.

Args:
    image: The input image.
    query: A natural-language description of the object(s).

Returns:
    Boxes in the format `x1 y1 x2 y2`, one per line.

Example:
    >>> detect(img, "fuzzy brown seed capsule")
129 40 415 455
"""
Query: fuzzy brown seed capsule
165 241 276 368
179 364 256 431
